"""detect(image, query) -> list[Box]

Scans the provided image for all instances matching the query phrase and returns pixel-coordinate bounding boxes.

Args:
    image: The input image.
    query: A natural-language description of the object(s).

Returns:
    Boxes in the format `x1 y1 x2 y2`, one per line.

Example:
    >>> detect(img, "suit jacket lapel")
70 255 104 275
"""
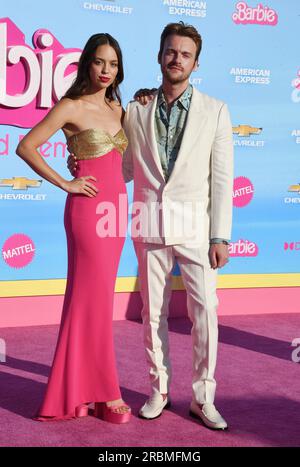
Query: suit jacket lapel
166 88 208 185
136 93 165 181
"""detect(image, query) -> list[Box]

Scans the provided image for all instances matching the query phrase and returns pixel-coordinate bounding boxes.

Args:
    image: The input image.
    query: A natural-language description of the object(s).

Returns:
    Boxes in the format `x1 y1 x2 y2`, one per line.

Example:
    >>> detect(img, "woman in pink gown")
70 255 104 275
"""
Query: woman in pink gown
16 34 131 423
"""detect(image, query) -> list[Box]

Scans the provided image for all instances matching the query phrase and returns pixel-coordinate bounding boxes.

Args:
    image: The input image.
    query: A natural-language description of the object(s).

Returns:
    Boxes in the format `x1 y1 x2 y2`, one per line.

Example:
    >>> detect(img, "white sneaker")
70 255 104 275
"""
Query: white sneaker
139 393 171 419
189 401 228 430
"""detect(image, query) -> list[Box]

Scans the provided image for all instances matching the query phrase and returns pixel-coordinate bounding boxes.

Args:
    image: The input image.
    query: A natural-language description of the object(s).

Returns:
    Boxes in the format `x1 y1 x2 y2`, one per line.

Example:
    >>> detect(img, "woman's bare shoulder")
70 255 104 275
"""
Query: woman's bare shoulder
58 97 80 112
109 99 122 110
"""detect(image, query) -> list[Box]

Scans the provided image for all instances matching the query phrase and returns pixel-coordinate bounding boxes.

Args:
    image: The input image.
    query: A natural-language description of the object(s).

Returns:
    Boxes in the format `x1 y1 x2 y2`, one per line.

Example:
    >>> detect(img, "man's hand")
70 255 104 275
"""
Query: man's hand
133 88 157 106
209 244 229 269
67 153 77 176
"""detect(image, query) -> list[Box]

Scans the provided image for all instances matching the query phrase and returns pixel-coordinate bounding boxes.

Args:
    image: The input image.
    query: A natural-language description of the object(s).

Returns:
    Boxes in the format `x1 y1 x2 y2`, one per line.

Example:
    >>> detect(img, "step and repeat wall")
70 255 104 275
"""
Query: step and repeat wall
0 1 299 294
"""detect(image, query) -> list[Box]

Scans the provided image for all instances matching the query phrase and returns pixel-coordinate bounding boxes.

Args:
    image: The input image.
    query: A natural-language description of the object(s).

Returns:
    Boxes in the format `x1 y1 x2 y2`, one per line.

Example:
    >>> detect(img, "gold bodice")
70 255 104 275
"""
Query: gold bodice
67 128 128 160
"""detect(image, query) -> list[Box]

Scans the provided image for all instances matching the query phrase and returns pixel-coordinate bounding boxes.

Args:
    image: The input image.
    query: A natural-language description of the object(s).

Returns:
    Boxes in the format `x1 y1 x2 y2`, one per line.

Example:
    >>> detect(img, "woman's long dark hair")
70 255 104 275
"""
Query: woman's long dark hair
63 33 124 104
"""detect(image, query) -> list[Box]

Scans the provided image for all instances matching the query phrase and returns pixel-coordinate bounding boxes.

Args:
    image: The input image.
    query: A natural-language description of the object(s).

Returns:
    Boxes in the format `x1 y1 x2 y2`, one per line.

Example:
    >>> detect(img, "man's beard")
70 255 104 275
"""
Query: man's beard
162 67 191 85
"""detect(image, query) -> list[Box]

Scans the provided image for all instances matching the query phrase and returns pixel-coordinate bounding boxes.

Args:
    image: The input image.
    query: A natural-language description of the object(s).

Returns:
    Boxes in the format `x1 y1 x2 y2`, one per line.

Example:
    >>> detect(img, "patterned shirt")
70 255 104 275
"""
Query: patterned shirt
154 84 193 182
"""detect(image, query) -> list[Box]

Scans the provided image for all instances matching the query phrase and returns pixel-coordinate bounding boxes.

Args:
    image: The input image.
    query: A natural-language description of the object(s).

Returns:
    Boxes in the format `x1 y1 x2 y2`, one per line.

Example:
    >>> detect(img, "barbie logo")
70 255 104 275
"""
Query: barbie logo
232 2 278 26
229 239 258 257
0 18 81 128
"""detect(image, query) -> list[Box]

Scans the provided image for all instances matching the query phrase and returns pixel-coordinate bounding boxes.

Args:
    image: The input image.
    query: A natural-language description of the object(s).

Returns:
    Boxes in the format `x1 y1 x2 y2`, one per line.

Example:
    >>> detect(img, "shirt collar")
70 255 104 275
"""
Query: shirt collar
157 84 193 111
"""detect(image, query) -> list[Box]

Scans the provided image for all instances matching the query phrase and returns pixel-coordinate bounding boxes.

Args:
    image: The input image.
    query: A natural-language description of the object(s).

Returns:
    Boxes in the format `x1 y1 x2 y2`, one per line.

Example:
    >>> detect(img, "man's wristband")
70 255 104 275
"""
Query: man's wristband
210 239 230 245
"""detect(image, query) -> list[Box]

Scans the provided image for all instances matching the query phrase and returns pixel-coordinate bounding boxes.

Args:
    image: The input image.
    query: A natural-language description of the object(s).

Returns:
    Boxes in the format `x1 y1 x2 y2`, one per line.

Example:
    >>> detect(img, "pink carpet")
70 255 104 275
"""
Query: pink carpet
0 313 300 447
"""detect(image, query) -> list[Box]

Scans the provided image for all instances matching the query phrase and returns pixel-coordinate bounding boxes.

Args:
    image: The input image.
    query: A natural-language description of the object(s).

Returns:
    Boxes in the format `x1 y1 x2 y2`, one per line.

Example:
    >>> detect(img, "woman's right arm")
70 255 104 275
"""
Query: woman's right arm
16 99 98 198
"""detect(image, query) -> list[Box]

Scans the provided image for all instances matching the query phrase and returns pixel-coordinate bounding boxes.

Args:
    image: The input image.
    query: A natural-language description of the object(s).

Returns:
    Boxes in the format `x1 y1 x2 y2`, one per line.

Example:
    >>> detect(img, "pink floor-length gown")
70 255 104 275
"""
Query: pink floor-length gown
35 128 128 420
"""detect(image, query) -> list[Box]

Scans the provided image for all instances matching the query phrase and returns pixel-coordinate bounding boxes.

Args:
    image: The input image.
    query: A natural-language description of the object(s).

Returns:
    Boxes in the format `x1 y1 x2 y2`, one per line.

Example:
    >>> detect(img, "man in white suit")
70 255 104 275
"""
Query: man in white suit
122 22 233 430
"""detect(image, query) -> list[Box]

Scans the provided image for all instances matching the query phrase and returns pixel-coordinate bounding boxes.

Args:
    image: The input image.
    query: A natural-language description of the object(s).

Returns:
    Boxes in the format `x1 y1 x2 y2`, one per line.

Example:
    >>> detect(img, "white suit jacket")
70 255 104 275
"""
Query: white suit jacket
122 87 234 246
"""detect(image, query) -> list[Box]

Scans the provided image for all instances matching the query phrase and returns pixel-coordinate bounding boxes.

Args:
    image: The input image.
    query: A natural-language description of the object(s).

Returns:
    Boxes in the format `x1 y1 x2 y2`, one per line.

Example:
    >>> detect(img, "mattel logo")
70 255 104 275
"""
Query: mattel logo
229 240 259 257
284 242 300 251
2 234 35 268
233 176 254 207
232 2 278 26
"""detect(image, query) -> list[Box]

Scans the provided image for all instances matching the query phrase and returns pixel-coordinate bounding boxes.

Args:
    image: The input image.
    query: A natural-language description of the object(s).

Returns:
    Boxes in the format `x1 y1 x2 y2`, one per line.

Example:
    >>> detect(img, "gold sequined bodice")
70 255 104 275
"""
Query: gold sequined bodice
67 128 128 160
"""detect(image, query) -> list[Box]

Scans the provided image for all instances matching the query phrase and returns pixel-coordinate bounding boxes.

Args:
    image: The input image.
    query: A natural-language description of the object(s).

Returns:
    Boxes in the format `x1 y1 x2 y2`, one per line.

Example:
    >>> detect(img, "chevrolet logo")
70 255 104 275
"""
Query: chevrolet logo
288 184 300 193
0 177 42 190
232 125 263 137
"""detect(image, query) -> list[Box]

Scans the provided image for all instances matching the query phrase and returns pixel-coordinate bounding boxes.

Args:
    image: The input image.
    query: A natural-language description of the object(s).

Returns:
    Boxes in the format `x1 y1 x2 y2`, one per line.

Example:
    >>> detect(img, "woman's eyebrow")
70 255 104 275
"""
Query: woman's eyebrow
94 56 118 62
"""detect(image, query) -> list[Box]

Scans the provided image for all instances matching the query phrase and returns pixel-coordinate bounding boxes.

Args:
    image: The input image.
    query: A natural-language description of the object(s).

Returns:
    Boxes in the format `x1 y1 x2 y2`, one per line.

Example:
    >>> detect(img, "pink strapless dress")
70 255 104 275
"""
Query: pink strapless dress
34 128 128 421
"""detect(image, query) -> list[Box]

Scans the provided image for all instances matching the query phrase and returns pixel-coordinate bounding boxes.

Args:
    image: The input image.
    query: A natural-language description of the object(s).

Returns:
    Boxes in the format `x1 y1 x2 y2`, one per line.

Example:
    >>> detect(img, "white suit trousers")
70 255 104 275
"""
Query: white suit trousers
134 241 219 405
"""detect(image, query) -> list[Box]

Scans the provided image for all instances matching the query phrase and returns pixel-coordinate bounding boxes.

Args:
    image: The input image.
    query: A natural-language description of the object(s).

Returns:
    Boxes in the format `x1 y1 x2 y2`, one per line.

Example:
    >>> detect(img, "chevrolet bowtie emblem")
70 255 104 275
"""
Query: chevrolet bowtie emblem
232 125 263 137
288 184 300 193
0 177 42 190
